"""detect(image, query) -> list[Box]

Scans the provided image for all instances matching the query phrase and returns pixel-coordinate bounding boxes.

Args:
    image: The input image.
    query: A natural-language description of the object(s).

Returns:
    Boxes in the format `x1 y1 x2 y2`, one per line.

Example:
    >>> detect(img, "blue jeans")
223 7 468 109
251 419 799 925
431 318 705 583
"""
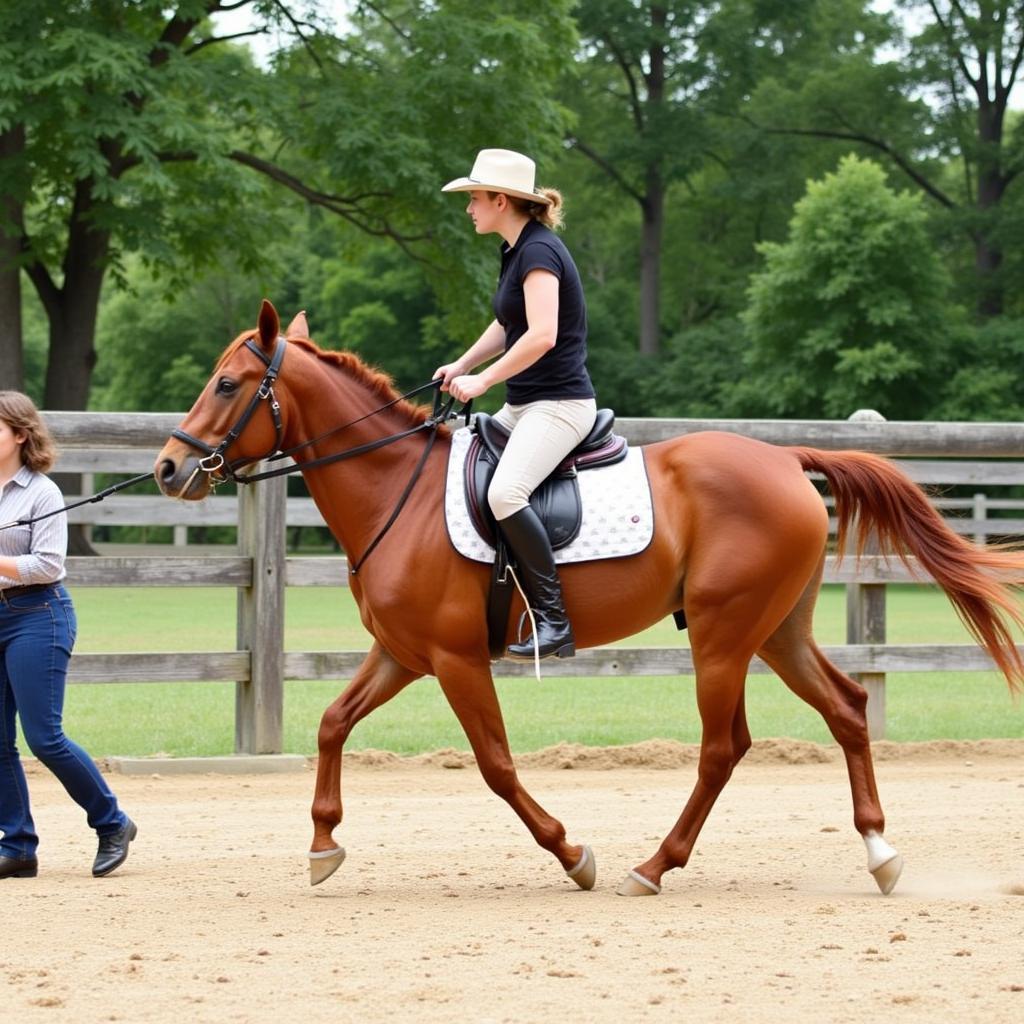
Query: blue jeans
0 584 125 859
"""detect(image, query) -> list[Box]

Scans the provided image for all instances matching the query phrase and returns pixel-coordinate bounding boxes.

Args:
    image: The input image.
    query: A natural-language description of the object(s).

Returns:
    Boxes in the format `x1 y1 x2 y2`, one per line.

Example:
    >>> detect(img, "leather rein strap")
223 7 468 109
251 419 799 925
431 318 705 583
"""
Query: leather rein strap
169 334 465 573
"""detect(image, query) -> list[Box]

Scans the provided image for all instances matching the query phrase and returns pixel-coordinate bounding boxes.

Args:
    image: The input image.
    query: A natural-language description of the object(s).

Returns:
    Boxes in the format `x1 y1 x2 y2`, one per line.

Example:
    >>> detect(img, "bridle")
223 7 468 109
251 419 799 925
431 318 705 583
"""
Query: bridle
171 334 287 482
168 332 463 573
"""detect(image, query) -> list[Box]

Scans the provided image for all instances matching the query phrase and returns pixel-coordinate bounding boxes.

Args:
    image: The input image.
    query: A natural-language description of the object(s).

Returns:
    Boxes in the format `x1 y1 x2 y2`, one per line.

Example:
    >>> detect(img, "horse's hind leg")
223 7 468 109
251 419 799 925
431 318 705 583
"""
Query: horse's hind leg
433 653 595 891
309 641 421 885
757 564 903 894
618 644 754 896
619 551 810 896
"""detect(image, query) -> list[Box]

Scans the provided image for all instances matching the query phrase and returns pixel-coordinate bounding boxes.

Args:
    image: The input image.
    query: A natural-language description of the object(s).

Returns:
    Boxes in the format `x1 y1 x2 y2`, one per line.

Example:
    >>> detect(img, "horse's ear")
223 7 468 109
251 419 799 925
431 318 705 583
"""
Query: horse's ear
257 300 280 351
285 310 309 339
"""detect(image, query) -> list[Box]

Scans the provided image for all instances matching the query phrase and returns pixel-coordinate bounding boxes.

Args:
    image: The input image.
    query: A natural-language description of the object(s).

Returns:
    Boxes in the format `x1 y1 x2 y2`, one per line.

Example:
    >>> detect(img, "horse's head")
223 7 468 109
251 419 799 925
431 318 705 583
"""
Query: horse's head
155 299 307 500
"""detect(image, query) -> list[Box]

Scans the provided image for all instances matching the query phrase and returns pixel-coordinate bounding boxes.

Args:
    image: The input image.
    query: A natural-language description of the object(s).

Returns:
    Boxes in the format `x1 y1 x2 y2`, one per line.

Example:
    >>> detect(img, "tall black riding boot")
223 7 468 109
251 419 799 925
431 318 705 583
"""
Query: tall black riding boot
499 506 576 660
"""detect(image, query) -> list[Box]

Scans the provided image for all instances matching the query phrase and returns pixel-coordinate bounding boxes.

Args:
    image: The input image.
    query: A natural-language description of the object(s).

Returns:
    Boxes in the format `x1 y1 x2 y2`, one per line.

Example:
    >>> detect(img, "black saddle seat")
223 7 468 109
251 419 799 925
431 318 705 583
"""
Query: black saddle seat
464 408 627 551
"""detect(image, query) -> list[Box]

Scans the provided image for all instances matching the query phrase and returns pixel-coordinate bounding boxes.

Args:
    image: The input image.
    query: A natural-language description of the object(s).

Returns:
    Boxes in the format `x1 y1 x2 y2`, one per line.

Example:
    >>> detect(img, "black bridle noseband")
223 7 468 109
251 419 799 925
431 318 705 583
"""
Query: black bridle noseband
169 333 464 573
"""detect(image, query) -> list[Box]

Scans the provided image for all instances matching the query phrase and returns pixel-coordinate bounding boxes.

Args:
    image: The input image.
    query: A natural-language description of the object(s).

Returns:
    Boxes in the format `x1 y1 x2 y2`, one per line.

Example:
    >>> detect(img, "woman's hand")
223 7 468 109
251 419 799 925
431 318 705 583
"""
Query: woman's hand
448 374 489 403
432 360 466 392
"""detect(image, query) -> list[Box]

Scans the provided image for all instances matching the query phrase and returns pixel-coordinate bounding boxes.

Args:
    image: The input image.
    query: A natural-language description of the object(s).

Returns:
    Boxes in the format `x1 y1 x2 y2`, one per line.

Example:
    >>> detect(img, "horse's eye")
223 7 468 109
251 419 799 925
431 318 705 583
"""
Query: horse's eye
216 378 238 396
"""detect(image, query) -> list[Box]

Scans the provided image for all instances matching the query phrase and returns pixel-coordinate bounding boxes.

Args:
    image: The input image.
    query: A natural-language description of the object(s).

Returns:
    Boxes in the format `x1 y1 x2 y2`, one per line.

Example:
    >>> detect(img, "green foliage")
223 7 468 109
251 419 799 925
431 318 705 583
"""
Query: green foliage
1 0 578 405
738 154 956 418
90 212 478 412
9 1 1024 422
649 319 751 417
18 288 49 403
931 317 1024 421
266 0 578 333
90 249 299 411
1 0 290 279
312 238 450 392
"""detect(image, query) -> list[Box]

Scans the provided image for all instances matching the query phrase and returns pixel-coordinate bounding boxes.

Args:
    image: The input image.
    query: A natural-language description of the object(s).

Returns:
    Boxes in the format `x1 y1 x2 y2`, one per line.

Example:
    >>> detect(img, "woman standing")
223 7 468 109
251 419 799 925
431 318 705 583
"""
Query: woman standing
0 391 135 879
435 149 597 660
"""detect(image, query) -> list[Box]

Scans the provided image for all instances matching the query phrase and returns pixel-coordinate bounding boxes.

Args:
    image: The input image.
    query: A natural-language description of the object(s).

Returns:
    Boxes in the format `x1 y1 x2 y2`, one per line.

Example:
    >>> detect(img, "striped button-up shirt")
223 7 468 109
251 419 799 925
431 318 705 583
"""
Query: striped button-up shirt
0 465 67 588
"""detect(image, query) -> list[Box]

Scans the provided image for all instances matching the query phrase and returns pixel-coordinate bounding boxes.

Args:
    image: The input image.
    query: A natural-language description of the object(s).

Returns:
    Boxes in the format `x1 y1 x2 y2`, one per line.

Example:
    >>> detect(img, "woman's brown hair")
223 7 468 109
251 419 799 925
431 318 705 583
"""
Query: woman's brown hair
491 187 566 230
0 391 57 472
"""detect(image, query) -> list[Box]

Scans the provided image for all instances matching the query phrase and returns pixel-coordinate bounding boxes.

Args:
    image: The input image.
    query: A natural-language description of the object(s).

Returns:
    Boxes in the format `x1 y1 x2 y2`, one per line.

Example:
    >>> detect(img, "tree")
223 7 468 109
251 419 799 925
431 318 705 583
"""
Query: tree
0 0 576 407
738 154 956 419
930 316 1024 420
750 0 1024 317
566 0 830 357
90 217 451 413
0 0 293 402
0 124 24 387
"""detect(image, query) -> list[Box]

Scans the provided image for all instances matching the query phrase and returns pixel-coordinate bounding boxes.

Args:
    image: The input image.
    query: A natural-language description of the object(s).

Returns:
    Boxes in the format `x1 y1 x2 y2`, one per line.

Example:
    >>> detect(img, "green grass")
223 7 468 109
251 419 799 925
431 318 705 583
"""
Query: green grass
49 584 1024 757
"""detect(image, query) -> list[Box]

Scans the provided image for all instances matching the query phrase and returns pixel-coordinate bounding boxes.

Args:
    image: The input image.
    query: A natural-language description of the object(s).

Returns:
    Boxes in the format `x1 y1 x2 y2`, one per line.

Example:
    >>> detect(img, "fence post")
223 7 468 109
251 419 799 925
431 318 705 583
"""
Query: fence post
972 492 987 547
846 409 887 740
235 471 287 754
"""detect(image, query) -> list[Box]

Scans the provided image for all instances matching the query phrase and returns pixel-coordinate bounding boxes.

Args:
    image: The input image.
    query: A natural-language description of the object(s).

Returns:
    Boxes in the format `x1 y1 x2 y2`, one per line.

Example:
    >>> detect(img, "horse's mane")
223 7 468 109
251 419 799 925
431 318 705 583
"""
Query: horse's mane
219 332 435 428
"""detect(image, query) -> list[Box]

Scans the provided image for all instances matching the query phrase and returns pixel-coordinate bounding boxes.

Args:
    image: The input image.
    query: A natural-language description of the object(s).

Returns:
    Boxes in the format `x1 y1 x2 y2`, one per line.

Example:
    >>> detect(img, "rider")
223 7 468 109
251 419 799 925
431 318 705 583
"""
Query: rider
435 149 597 660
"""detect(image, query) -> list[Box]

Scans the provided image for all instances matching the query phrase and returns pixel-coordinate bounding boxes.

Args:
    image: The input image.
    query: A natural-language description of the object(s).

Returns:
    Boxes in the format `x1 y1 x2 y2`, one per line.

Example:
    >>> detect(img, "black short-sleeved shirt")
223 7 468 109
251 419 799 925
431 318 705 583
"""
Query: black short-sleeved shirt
492 219 595 405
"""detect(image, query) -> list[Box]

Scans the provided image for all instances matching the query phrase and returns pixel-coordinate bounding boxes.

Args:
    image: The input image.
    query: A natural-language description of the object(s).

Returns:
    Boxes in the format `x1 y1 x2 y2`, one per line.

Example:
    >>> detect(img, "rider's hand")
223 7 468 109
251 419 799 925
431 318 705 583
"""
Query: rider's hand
448 374 488 403
433 361 465 392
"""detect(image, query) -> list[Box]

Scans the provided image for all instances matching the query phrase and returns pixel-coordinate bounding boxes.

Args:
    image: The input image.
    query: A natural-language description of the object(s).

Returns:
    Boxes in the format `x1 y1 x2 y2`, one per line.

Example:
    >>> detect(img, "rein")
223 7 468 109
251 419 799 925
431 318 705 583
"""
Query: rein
0 471 156 532
169 334 468 573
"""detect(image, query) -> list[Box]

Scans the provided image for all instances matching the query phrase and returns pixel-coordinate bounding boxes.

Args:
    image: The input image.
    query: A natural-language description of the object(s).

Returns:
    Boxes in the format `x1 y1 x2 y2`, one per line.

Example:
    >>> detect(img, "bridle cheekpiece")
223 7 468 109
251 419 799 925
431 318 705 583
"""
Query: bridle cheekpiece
171 334 287 484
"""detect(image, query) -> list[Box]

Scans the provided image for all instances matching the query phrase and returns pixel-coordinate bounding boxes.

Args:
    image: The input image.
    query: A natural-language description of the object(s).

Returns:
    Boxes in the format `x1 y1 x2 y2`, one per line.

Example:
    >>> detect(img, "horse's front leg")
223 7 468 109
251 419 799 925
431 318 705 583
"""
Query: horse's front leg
434 653 595 891
309 641 421 885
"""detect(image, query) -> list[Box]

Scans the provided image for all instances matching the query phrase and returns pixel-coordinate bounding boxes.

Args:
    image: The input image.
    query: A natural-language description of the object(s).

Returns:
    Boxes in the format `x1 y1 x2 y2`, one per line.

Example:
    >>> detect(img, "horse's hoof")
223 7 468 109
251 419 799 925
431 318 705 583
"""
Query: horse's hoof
616 869 661 897
871 853 903 895
565 845 596 891
309 846 346 886
864 831 902 895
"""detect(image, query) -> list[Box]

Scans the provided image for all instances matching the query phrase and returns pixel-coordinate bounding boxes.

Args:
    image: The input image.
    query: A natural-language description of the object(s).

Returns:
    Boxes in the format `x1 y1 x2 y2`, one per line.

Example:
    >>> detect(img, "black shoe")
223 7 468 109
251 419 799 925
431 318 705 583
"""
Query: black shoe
92 818 137 877
499 507 576 660
0 854 38 878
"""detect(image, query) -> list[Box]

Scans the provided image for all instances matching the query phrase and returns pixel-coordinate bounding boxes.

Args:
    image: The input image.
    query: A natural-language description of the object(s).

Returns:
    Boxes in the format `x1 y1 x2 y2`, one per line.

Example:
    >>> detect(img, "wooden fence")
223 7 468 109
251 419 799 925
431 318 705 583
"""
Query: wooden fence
45 411 1024 751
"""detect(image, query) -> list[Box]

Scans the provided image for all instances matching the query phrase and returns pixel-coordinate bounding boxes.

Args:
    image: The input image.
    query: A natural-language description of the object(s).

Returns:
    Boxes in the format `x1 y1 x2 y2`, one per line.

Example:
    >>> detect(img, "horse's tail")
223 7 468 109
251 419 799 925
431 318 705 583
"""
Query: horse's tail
795 447 1024 694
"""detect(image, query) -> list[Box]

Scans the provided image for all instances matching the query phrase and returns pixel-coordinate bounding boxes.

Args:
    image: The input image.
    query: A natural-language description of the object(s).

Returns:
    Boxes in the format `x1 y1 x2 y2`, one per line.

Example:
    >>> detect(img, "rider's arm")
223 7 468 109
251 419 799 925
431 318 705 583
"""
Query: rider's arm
434 320 506 389
443 270 559 404
473 269 558 390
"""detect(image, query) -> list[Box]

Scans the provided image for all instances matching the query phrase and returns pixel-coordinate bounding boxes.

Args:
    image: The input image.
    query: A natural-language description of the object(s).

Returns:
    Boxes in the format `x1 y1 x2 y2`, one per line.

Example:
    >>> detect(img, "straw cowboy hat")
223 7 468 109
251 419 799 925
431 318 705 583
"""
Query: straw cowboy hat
441 148 552 205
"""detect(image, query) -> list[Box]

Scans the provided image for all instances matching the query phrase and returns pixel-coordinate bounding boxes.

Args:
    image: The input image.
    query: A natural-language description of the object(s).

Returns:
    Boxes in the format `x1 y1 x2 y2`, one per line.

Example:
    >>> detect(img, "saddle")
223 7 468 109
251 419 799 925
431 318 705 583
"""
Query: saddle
463 407 628 551
463 408 628 658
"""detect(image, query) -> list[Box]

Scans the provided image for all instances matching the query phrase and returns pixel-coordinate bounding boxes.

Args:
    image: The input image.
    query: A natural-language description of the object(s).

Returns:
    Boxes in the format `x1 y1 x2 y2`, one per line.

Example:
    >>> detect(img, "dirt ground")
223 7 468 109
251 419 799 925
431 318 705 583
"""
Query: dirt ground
6 738 1024 1024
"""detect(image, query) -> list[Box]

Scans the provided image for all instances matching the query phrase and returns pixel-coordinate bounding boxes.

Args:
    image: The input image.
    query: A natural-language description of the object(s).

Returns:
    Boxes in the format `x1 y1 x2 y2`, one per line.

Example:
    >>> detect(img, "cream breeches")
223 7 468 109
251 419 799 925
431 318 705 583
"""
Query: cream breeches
488 398 598 522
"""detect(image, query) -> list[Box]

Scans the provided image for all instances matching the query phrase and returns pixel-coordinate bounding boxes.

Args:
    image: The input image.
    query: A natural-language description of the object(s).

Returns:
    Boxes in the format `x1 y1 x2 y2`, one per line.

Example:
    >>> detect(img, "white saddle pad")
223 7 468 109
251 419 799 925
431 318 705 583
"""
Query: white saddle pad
443 426 654 565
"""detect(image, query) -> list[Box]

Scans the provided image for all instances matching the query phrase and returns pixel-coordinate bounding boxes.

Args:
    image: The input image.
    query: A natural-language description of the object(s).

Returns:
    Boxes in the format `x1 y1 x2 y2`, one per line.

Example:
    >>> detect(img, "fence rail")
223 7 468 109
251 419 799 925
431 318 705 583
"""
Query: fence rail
45 412 1024 750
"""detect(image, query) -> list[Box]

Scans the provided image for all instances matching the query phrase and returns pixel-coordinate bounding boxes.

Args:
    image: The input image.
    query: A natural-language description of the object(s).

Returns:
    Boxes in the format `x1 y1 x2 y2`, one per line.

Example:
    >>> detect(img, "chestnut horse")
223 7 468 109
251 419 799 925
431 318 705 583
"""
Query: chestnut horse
155 300 1024 897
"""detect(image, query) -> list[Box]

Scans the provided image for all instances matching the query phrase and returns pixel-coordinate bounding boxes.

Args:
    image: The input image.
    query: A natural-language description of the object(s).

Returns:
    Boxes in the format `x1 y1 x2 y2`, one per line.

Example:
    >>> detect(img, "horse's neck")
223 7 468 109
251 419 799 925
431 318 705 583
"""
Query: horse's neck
285 367 447 562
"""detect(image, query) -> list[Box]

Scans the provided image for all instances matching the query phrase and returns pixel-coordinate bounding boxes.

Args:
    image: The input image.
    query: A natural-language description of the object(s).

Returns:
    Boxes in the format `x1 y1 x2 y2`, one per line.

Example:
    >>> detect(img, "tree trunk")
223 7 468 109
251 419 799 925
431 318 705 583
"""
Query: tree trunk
974 228 1003 318
973 94 1006 317
42 185 108 410
638 6 667 357
0 124 25 391
639 175 664 356
38 182 110 556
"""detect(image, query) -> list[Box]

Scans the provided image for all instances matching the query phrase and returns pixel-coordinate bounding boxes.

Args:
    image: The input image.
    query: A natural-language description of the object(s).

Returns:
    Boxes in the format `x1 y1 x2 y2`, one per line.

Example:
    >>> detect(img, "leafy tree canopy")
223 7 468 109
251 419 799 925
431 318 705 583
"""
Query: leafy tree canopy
738 154 956 418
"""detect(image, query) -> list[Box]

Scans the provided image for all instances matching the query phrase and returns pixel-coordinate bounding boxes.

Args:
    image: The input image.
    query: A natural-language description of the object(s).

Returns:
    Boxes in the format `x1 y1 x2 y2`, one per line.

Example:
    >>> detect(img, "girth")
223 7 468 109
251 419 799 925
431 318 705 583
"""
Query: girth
463 408 627 550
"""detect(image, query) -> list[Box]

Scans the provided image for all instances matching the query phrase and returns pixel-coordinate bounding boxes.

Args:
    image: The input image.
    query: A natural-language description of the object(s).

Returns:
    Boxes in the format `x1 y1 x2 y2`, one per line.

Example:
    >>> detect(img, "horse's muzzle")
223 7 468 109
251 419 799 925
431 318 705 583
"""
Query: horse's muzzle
155 453 212 500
